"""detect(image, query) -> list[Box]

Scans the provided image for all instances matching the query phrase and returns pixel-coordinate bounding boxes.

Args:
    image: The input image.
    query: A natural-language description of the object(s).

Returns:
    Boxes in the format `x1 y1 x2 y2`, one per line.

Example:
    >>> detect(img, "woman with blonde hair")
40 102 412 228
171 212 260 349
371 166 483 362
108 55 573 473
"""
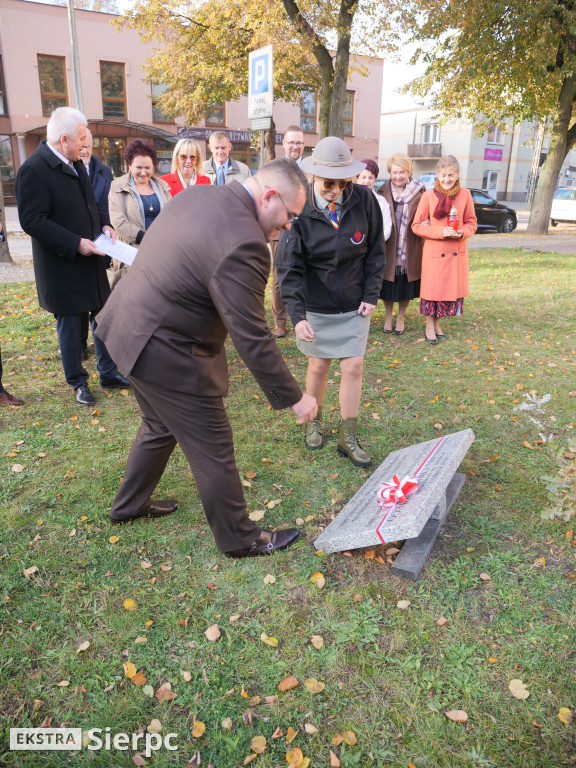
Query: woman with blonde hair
411 155 477 344
377 152 424 334
161 138 211 195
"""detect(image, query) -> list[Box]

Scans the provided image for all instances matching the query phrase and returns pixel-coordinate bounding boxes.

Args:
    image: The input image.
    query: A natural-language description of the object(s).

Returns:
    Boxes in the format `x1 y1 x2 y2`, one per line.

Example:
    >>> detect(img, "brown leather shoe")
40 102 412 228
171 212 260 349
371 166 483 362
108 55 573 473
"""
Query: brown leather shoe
274 325 287 338
0 388 23 407
225 528 299 558
110 499 179 525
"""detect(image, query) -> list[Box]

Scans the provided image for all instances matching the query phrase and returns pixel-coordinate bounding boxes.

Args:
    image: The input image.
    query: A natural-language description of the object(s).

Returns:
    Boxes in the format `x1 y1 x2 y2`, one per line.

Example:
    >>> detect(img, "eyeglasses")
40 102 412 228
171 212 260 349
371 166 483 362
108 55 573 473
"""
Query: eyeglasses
264 186 299 224
284 141 304 148
322 179 349 190
179 154 197 160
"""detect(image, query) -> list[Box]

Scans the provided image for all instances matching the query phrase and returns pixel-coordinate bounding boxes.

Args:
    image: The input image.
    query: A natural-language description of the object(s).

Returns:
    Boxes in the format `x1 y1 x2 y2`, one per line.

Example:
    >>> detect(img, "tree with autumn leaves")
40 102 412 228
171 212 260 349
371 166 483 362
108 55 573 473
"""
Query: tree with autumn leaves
119 0 390 151
397 0 576 234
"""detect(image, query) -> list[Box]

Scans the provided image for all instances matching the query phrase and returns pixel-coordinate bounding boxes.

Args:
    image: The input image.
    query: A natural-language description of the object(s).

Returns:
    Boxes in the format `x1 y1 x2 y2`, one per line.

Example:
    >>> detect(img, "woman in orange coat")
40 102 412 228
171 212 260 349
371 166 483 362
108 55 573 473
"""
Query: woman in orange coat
412 155 477 345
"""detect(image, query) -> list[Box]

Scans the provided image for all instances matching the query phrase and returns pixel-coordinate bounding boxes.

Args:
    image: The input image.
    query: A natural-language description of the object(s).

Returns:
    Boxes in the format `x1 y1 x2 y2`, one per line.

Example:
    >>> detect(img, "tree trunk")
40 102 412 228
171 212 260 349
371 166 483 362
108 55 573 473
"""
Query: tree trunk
328 0 354 138
264 116 276 162
318 70 332 138
0 175 14 265
527 73 575 234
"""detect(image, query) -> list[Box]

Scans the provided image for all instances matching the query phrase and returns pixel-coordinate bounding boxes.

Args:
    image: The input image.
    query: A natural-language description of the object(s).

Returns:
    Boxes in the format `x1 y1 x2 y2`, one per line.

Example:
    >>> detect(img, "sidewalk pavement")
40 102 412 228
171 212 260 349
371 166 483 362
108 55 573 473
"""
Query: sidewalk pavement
1 205 575 284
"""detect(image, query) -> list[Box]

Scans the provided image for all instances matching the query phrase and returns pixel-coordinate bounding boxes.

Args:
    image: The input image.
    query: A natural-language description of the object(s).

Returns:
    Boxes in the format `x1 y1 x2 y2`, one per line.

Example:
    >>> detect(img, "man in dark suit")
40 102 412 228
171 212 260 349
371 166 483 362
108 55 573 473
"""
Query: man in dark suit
79 129 114 360
95 158 317 558
15 107 129 406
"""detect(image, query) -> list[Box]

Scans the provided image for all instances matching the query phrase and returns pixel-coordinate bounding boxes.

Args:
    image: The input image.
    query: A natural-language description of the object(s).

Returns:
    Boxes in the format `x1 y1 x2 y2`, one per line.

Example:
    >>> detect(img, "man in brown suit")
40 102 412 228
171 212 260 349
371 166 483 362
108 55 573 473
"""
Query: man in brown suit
94 159 317 557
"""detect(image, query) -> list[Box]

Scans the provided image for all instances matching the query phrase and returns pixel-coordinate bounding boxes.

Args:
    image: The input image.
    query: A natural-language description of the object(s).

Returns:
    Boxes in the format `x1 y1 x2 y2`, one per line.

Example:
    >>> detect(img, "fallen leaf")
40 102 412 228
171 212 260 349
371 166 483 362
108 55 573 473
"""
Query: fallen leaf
342 730 357 745
147 719 162 734
244 755 257 765
249 696 261 706
445 709 468 722
123 599 137 611
558 707 573 724
205 624 221 642
191 721 206 738
140 560 152 569
310 635 324 649
272 727 283 738
132 672 147 687
229 613 241 622
222 717 233 730
386 547 400 555
523 440 533 449
134 636 148 644
286 748 304 765
109 535 119 544
56 680 70 687
187 752 201 768
263 573 276 585
479 573 491 581
364 549 375 560
249 510 266 522
250 735 266 754
132 755 147 767
397 600 411 610
304 723 318 734
509 679 530 700
245 470 257 479
160 564 172 572
533 557 546 567
264 695 278 704
261 632 279 647
124 662 137 679
286 726 298 744
182 670 192 682
304 678 325 694
332 734 345 746
329 749 341 767
488 657 498 664
156 683 177 702
23 565 39 578
436 616 448 626
278 676 299 692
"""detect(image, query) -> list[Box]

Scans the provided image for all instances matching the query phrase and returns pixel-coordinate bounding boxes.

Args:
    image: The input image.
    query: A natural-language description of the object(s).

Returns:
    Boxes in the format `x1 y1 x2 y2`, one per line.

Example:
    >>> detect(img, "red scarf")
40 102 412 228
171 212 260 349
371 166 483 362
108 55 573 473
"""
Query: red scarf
432 179 461 219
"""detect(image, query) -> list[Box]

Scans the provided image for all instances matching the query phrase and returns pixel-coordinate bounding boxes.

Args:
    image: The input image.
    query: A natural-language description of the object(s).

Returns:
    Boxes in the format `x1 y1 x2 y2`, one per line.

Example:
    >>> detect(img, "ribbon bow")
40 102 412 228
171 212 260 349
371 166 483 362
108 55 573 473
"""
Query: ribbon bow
376 474 419 508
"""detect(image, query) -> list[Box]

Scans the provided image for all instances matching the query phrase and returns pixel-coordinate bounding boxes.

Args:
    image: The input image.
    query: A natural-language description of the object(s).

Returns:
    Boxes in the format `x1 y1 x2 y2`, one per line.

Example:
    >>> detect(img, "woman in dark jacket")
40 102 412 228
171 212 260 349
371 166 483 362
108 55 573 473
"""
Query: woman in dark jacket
377 152 424 335
277 137 386 467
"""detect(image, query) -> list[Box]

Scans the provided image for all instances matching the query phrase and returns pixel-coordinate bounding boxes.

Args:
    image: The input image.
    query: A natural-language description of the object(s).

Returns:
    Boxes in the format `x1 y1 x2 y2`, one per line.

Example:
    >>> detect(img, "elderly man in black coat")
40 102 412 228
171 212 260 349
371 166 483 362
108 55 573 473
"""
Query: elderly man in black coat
15 107 129 405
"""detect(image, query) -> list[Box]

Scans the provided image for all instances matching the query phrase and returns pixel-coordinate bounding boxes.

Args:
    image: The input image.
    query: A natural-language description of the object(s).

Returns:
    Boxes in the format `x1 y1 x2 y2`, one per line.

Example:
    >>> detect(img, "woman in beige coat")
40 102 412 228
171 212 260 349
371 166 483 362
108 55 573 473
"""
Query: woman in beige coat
109 139 171 248
411 155 477 344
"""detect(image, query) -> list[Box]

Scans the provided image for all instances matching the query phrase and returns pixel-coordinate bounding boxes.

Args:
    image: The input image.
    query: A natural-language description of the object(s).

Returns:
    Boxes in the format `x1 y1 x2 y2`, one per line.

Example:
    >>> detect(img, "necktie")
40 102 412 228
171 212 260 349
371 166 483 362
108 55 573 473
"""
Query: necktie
328 202 339 230
217 166 226 186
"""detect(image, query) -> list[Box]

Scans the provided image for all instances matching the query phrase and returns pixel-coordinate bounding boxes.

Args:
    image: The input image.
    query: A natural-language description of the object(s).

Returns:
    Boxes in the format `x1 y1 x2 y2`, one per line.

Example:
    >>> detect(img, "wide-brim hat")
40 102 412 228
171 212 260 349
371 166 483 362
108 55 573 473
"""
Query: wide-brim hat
300 136 366 179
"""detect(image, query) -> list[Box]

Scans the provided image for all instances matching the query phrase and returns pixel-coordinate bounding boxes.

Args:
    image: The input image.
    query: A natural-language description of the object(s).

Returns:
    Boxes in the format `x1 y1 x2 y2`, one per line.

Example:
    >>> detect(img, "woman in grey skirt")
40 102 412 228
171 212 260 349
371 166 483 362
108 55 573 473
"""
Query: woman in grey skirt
276 137 386 467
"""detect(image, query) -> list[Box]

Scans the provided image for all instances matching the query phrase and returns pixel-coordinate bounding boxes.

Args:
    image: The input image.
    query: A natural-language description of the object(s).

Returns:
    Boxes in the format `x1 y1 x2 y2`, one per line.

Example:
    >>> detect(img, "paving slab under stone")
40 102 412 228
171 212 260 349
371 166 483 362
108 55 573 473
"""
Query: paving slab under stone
314 428 475 555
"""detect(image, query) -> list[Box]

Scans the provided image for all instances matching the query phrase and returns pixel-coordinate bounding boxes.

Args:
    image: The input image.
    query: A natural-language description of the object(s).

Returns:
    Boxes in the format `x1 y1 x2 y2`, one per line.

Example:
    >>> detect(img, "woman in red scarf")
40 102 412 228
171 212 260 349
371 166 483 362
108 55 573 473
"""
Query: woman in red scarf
412 155 477 345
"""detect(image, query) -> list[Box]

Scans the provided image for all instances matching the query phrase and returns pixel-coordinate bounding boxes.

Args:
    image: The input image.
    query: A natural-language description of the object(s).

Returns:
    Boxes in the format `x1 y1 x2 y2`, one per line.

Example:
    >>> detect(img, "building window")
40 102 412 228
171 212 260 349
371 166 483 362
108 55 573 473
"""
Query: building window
482 170 499 193
205 102 226 127
343 91 354 136
0 57 7 116
487 125 503 144
100 61 126 118
300 91 317 132
38 55 68 116
151 83 172 122
422 123 440 143
0 134 16 197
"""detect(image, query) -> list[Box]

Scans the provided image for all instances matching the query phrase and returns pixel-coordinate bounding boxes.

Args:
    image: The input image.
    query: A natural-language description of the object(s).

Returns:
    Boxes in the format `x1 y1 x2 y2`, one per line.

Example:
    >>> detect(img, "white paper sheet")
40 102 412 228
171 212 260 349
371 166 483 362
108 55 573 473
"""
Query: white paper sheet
94 234 138 266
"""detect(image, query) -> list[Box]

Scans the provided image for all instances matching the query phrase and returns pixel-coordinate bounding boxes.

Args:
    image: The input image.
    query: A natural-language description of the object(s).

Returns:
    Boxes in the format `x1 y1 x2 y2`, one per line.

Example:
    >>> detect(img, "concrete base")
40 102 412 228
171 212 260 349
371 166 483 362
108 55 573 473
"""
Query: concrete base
391 472 466 581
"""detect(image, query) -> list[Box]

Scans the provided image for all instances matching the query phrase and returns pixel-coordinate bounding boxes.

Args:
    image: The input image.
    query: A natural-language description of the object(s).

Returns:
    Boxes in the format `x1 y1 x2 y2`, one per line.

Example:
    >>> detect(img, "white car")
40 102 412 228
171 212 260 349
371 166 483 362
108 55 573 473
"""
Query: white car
550 187 576 226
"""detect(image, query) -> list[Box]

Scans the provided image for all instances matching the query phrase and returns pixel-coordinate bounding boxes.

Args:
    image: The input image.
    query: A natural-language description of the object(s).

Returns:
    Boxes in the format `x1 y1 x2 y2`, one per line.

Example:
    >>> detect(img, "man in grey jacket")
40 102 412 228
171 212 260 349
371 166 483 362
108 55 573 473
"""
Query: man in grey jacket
202 132 251 185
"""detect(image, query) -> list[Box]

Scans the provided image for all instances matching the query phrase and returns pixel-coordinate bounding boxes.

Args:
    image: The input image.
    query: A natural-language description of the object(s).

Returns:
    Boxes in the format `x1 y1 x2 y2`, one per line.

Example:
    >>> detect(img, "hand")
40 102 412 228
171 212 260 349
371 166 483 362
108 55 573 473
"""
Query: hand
102 225 116 244
78 237 104 256
290 393 318 424
295 319 315 342
358 302 376 316
420 219 430 226
443 227 462 239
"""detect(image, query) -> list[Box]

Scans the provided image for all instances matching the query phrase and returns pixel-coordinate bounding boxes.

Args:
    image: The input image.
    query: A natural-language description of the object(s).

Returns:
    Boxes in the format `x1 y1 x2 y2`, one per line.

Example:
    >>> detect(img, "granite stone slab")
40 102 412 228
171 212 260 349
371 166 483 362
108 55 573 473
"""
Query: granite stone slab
314 429 475 554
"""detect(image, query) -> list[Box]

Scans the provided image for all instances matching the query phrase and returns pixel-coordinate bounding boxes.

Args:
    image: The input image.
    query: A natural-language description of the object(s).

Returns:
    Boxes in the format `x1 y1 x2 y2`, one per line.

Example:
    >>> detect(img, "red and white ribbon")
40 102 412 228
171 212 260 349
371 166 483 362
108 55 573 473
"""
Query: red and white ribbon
376 435 446 544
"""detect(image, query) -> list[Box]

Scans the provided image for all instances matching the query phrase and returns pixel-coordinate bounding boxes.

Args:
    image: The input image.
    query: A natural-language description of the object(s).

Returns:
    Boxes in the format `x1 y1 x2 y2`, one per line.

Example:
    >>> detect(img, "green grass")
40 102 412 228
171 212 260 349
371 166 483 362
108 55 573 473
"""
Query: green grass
0 247 575 767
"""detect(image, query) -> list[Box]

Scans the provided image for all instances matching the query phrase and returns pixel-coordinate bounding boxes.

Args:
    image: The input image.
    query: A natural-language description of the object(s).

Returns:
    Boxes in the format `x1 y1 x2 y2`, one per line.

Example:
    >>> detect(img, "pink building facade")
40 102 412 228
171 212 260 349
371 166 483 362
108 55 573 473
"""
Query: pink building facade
0 0 383 203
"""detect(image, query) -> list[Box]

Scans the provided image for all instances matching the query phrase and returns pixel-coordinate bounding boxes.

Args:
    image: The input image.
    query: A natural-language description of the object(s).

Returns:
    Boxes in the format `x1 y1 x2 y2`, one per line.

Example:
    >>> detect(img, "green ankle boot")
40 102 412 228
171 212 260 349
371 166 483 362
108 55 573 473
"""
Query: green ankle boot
305 406 324 450
337 417 372 467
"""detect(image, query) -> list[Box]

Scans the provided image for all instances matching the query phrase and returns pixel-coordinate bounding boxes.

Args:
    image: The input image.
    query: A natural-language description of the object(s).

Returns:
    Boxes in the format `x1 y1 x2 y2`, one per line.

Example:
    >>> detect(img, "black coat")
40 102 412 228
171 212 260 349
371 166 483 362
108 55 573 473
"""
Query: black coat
15 141 111 315
88 155 113 221
276 183 385 325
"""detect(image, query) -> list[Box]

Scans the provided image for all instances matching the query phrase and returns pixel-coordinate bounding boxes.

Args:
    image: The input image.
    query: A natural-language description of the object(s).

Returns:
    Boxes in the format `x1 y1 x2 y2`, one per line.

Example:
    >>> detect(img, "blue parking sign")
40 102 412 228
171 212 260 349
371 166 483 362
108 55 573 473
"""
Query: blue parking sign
248 45 273 119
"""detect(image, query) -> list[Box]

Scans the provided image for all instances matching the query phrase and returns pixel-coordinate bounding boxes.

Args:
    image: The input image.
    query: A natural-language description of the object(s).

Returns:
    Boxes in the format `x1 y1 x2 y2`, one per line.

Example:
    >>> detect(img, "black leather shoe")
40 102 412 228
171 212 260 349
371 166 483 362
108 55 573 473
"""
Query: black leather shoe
75 384 95 406
436 332 448 339
100 372 131 389
110 499 179 525
225 529 300 558
425 336 439 346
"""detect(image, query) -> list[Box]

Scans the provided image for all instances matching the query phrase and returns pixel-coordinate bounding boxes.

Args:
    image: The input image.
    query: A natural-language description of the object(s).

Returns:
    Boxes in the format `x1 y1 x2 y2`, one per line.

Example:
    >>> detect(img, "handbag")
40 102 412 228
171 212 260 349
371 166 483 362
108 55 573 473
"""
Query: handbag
107 257 128 290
